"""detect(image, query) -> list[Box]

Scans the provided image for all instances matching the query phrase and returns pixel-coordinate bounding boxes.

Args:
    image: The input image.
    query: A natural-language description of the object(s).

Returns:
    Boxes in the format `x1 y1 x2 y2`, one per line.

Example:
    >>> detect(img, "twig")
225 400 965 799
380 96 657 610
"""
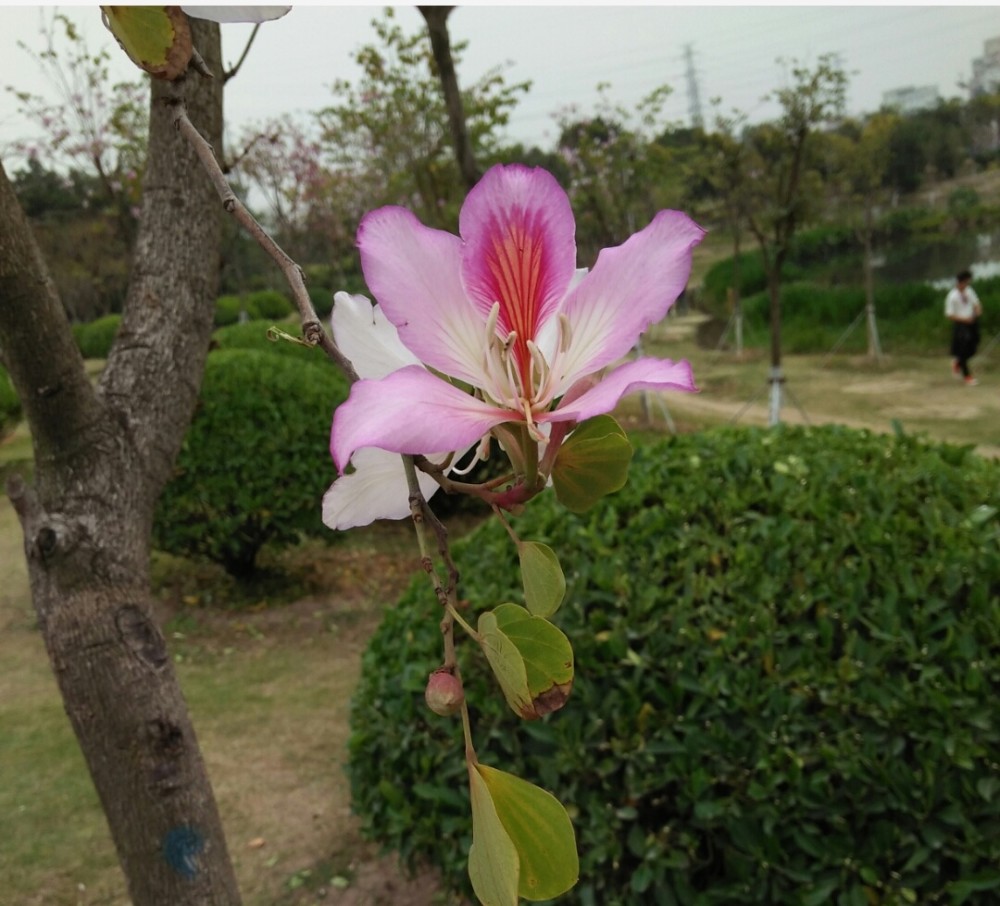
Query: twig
223 23 260 84
169 97 359 384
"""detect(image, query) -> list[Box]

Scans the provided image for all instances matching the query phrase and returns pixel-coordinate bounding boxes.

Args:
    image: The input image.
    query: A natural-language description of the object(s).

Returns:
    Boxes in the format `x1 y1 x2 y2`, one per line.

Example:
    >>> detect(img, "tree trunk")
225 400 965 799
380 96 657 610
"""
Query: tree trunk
419 5 481 190
767 264 783 426
0 20 241 906
861 198 882 363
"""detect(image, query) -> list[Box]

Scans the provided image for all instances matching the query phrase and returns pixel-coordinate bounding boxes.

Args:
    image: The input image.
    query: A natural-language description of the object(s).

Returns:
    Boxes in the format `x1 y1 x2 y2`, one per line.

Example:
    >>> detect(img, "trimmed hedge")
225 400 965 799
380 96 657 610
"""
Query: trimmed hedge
72 313 121 359
0 365 21 437
350 426 1000 905
153 348 347 577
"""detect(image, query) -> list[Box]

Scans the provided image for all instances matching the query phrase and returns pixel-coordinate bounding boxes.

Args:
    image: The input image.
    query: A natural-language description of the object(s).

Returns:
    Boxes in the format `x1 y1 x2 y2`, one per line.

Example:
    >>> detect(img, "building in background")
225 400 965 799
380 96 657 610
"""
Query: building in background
881 85 940 114
969 36 1000 97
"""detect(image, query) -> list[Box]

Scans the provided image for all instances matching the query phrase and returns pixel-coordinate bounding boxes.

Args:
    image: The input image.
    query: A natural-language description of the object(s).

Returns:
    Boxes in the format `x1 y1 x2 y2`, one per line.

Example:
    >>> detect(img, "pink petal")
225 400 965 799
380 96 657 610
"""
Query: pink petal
331 292 420 380
357 207 486 384
543 357 697 424
460 164 576 352
556 210 705 386
330 365 512 472
322 448 442 531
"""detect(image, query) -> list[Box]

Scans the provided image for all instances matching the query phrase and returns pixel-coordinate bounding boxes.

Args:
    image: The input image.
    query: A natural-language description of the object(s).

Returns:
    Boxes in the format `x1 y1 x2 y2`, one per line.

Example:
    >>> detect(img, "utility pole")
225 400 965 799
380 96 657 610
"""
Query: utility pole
684 43 704 130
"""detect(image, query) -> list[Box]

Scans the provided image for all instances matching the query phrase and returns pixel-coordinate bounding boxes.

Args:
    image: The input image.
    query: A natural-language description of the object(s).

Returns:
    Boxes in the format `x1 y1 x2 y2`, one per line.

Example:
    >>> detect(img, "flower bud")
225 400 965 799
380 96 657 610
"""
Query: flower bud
424 668 464 717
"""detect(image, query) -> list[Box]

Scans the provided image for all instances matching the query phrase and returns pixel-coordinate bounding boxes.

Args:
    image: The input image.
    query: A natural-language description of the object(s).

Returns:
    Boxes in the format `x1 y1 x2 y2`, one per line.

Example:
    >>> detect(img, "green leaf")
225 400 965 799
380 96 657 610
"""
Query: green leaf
476 763 579 901
101 6 192 79
552 415 633 513
468 764 520 906
518 541 566 617
478 605 574 720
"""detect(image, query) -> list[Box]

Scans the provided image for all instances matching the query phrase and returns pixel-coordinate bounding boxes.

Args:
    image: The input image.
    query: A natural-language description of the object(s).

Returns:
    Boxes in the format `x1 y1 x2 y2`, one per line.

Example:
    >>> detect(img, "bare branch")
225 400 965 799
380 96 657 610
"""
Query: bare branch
170 99 360 383
223 23 260 84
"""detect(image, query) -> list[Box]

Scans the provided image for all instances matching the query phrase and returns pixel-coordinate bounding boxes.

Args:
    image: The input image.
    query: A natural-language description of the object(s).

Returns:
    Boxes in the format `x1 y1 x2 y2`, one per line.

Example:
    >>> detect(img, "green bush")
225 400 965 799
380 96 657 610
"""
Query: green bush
213 294 259 327
0 365 21 437
350 426 1000 905
246 289 293 320
153 349 347 578
72 313 121 359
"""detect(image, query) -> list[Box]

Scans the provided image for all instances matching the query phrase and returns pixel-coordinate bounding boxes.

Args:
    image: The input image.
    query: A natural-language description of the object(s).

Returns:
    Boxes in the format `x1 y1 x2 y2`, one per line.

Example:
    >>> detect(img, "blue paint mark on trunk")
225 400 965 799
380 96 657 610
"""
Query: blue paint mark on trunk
163 825 205 879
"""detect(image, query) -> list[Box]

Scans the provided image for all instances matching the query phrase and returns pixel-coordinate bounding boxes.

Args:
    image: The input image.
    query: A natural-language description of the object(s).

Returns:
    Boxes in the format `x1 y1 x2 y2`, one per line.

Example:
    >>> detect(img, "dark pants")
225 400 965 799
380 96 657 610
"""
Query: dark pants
952 321 980 377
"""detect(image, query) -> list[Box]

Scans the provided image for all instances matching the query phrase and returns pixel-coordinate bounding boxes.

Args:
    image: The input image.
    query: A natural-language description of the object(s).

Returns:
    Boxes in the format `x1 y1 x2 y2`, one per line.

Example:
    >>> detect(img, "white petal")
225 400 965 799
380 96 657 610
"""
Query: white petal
322 448 442 531
182 6 291 23
331 292 420 380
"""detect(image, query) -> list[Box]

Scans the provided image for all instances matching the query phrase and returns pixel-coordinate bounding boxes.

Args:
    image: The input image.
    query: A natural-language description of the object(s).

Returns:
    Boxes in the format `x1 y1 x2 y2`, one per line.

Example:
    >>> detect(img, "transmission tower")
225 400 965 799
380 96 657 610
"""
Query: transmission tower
684 43 704 130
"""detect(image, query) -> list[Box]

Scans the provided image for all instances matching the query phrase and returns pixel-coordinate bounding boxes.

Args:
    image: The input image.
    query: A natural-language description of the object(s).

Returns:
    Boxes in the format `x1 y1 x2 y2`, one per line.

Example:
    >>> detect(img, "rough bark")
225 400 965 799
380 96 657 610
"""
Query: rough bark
419 5 481 190
0 19 241 906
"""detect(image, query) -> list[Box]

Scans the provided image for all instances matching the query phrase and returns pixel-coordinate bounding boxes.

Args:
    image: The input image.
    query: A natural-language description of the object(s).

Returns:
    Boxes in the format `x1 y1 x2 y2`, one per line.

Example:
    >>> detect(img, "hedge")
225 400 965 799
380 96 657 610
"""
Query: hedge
349 425 1000 905
72 313 121 359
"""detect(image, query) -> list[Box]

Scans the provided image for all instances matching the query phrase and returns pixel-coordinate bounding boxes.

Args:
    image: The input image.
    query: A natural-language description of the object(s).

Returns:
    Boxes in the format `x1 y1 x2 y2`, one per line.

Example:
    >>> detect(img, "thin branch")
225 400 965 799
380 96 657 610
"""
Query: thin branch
169 97 359 383
223 23 260 84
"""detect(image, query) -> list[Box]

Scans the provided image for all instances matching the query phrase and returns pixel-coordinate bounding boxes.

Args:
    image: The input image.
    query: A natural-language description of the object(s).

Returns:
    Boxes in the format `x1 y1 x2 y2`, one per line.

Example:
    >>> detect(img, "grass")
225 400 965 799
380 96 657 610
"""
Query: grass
2 326 998 904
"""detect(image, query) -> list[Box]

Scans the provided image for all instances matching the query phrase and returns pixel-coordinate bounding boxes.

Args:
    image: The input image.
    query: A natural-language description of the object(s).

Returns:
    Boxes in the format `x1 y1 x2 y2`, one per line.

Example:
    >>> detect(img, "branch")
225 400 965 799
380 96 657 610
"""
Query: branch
223 23 260 84
170 99 359 384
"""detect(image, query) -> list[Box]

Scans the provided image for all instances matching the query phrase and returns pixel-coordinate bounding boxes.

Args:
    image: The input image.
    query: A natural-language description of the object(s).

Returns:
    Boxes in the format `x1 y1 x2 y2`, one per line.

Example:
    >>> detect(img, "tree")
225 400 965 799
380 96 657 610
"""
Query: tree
741 54 847 424
0 19 241 905
827 111 899 362
315 7 528 231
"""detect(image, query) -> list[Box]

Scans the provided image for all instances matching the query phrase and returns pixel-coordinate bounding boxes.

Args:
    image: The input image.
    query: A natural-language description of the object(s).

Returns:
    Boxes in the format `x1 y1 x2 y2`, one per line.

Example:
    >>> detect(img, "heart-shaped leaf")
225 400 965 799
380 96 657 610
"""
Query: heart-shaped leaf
468 763 520 906
474 763 579 902
551 415 633 513
101 6 192 80
478 604 573 720
518 541 566 617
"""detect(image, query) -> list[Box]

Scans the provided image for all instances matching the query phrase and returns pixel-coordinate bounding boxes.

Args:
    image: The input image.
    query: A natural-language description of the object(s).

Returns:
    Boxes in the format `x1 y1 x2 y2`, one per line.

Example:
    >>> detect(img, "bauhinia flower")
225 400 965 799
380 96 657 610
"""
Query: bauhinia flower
327 163 704 524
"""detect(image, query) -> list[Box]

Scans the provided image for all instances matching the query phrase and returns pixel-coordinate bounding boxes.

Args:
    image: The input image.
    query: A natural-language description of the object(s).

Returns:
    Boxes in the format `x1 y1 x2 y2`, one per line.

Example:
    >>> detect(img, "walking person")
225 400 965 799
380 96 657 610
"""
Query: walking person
945 269 982 386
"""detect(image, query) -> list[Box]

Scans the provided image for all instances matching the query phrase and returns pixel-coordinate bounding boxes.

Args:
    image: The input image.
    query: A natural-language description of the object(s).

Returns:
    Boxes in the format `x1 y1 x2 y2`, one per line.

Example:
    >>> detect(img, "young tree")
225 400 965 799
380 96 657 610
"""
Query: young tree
741 54 847 424
0 20 241 905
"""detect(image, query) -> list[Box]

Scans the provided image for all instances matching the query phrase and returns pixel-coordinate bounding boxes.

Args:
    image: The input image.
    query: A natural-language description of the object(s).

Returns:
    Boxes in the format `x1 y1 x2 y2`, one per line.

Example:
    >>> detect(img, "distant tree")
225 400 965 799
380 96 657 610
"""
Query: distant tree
315 7 528 231
741 54 847 424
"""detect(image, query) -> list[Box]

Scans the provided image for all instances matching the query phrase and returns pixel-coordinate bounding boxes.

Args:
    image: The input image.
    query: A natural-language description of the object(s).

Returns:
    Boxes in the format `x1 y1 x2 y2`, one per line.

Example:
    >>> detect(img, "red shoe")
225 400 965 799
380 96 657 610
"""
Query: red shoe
965 376 979 386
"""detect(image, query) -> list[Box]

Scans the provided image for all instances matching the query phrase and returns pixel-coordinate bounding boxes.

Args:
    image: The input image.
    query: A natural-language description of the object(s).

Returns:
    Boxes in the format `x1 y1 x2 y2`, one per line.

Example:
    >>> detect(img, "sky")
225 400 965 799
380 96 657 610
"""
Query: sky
1 2 999 168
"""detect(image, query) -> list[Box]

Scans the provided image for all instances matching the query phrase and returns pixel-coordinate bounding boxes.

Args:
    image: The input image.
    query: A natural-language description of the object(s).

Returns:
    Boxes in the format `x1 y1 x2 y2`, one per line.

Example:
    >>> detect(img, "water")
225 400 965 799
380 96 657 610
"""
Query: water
873 230 1000 288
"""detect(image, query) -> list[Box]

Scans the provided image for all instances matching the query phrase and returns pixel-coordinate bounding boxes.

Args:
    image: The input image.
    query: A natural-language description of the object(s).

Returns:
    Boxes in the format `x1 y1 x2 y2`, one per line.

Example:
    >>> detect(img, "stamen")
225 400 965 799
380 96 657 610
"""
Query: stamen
558 313 573 352
485 301 501 347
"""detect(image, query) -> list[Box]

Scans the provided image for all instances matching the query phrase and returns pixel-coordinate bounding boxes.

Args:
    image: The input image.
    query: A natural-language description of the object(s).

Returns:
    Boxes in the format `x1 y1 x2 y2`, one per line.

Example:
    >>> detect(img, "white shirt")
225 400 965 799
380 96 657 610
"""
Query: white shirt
945 285 981 320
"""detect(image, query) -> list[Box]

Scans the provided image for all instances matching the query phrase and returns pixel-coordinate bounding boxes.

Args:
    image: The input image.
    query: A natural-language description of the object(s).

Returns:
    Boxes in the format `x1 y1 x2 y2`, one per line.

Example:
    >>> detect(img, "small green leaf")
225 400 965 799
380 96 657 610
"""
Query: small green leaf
552 415 633 513
478 605 574 720
518 541 566 617
476 763 579 901
468 764 520 906
101 6 192 79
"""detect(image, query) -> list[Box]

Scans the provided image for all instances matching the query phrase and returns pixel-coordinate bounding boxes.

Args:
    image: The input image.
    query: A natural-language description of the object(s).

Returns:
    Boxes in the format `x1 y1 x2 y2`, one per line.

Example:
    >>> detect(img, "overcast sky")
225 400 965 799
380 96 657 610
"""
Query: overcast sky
1 3 998 166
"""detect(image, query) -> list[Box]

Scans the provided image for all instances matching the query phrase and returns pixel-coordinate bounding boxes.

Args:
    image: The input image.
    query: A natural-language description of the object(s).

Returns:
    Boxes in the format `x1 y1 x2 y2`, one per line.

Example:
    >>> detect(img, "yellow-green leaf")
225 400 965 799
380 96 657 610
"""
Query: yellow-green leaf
476 763 579 901
518 541 566 617
468 763 520 906
492 604 573 719
101 6 192 80
552 415 633 513
478 609 533 718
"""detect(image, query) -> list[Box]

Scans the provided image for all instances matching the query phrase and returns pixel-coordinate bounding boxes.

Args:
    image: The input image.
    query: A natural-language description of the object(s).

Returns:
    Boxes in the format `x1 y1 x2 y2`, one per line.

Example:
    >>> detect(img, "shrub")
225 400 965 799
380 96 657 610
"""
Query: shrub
153 349 347 578
350 425 1000 905
246 288 293 320
213 294 259 327
72 313 121 359
0 364 21 437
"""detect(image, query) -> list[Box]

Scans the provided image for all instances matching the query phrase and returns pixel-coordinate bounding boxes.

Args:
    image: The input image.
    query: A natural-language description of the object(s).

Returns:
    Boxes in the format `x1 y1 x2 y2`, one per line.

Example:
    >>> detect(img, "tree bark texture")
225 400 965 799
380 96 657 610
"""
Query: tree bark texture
419 5 481 190
0 20 241 906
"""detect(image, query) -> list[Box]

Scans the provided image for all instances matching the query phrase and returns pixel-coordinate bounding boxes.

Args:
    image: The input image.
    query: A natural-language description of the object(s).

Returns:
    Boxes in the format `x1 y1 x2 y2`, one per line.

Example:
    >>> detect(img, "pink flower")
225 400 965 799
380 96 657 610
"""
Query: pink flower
327 164 703 523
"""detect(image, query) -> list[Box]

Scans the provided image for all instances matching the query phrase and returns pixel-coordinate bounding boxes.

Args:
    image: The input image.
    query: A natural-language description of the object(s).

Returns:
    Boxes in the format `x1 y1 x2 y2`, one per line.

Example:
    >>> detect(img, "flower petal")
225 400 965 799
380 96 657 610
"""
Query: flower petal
322 447 442 531
357 207 486 384
182 6 290 22
331 292 419 380
330 365 512 472
555 210 705 387
543 357 697 424
460 164 576 346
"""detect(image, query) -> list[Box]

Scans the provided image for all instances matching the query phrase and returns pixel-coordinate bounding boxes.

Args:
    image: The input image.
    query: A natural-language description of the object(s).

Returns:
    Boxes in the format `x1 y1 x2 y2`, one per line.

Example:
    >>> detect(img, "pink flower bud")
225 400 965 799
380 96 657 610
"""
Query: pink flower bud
424 668 463 717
